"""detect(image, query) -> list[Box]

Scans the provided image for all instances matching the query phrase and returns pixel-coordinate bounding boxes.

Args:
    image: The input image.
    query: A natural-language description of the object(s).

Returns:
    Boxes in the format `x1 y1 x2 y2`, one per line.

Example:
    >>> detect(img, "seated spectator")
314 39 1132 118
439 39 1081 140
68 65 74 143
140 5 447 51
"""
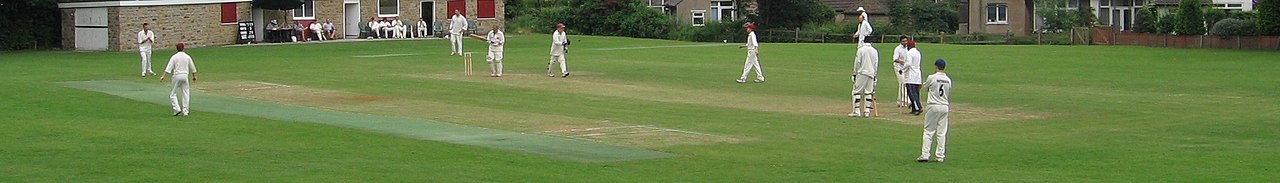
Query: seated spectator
393 18 406 39
293 21 307 42
369 18 383 39
323 20 336 39
266 19 279 30
379 18 392 39
417 19 429 38
310 22 325 41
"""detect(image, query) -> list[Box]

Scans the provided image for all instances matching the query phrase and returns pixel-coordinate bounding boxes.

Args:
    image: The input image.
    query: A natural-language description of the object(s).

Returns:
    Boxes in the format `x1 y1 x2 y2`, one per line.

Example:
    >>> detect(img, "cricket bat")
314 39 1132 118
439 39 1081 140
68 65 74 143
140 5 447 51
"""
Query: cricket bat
468 34 488 42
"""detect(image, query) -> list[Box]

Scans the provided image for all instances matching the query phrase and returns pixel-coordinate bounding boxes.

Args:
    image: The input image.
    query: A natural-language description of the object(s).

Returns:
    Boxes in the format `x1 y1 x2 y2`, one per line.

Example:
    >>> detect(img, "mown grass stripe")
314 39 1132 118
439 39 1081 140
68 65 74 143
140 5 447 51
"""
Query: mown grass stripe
58 80 673 162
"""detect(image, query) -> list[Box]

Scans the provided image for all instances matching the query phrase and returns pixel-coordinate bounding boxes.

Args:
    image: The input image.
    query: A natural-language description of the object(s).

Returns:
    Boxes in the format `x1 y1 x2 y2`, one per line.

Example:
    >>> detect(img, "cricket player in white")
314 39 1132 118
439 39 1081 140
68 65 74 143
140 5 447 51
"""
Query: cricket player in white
854 7 872 46
895 41 924 115
137 23 157 77
737 23 765 83
449 10 468 56
417 19 429 38
849 42 878 117
309 22 325 41
158 43 197 116
548 23 570 77
367 18 380 39
392 19 406 38
918 59 951 163
379 20 393 39
892 36 910 107
486 25 505 77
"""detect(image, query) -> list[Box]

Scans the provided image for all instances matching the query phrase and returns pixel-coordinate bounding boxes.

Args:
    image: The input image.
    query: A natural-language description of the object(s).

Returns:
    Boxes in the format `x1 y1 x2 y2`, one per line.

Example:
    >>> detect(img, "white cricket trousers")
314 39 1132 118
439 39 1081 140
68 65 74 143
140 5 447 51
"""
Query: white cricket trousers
920 104 950 160
548 54 567 75
739 50 764 81
169 74 191 114
139 50 153 75
895 64 908 106
488 47 503 75
450 32 464 55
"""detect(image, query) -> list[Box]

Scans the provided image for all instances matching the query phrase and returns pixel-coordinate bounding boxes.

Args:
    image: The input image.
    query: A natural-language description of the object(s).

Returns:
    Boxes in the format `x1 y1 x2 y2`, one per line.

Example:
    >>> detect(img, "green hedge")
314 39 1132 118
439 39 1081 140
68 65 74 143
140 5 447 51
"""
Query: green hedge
503 0 672 39
1259 0 1280 35
1175 0 1205 35
0 0 62 50
669 20 748 42
1210 18 1257 37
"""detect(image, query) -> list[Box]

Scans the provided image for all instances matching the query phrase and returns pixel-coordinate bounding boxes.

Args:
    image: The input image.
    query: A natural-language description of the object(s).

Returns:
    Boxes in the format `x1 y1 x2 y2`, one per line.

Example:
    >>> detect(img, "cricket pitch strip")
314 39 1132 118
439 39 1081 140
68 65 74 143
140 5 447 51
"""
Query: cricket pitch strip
59 80 681 162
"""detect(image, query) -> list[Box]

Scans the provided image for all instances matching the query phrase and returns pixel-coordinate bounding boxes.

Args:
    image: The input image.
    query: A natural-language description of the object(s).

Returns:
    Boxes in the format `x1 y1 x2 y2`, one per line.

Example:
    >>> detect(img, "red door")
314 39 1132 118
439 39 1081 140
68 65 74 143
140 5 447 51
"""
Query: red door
447 0 466 17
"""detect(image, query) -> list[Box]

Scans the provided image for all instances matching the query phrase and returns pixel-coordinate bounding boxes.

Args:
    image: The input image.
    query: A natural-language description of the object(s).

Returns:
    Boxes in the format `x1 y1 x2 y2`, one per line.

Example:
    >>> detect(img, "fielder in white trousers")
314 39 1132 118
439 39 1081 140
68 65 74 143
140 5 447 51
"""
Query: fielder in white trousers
486 28 505 77
449 13 468 56
850 43 878 118
918 59 951 163
737 30 764 83
138 28 156 77
159 44 197 116
892 38 910 107
548 29 569 77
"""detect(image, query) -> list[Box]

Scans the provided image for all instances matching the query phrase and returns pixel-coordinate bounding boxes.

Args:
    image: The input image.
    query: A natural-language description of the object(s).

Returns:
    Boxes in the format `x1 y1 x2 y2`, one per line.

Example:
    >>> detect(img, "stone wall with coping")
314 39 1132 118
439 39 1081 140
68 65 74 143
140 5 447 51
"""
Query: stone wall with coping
111 2 252 51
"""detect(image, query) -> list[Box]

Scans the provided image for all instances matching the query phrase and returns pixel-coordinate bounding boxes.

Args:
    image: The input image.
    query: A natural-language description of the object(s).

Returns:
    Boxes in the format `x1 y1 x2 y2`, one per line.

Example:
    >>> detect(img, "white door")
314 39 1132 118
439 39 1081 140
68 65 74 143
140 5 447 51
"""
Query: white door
74 8 108 51
253 8 264 41
345 3 360 37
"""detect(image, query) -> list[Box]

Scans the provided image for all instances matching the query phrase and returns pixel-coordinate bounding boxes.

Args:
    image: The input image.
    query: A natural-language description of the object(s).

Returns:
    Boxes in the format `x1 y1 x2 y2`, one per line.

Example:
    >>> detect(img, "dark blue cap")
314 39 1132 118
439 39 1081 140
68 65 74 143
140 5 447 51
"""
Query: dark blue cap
935 59 946 68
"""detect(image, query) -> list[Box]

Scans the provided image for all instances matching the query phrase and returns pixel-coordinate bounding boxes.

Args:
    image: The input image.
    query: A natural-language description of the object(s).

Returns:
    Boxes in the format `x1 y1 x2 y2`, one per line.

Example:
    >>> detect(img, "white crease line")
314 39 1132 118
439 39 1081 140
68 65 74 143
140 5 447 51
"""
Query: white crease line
590 44 736 51
253 81 292 87
539 125 648 133
645 127 715 136
350 53 419 57
569 129 677 137
241 81 292 91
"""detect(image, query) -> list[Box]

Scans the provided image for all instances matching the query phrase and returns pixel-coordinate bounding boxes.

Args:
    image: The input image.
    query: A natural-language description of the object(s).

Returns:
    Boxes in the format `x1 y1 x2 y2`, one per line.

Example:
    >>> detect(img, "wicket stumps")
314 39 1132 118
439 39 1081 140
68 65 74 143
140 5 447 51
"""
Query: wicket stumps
463 52 473 75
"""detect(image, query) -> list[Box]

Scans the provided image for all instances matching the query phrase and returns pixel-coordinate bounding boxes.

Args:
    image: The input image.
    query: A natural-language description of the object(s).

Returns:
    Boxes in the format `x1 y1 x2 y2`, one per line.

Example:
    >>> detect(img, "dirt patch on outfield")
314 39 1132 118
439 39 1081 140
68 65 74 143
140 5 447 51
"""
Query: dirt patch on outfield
873 104 1048 125
195 81 743 148
411 72 852 115
410 73 1046 125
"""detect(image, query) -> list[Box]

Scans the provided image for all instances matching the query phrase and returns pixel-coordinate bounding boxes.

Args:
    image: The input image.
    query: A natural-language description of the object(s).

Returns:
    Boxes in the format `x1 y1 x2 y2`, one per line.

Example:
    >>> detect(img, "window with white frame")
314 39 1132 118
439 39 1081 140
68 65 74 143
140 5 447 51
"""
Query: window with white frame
648 0 665 7
692 10 706 26
379 0 399 16
986 3 1007 24
710 0 735 22
1066 0 1079 9
648 0 669 14
293 0 315 19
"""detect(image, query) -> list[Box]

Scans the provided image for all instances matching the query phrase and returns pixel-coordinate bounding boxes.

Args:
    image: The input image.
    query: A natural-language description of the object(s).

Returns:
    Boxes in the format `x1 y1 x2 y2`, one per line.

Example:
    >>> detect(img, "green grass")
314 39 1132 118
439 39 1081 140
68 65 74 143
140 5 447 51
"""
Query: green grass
2 35 1278 182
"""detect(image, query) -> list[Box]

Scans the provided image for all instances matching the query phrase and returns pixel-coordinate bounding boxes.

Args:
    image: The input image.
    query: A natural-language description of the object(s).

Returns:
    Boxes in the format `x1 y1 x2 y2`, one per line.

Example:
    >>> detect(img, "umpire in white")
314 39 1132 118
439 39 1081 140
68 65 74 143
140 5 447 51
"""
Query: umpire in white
449 10 468 56
158 43 198 116
849 42 878 118
917 59 951 163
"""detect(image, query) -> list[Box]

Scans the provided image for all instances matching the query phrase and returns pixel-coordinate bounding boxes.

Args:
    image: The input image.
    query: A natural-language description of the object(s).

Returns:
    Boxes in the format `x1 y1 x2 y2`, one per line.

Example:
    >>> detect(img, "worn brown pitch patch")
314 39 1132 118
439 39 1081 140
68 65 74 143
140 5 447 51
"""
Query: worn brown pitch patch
412 73 1048 125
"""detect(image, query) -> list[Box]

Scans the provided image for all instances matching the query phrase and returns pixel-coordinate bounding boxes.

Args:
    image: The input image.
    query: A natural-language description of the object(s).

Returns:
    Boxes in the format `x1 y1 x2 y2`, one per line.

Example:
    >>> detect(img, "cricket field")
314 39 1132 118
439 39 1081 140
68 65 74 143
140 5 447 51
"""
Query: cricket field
1 35 1277 182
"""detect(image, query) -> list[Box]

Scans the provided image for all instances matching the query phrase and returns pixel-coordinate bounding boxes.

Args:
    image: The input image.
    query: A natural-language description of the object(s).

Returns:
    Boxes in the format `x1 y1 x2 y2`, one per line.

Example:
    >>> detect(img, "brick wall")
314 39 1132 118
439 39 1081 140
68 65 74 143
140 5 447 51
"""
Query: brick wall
312 0 346 38
60 9 76 50
346 0 502 34
111 2 252 51
433 0 504 33
1092 26 1280 50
